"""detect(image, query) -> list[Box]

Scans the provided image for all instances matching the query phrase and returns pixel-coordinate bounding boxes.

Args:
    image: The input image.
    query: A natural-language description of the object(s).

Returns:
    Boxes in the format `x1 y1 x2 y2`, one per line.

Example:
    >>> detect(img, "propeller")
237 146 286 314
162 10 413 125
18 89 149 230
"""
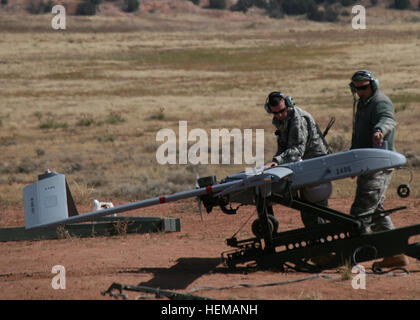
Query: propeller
195 172 204 221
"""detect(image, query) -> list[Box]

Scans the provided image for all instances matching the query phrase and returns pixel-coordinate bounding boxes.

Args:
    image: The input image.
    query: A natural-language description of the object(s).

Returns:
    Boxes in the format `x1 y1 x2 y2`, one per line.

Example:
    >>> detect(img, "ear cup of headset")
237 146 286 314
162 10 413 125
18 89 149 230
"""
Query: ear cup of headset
285 96 295 112
264 99 272 114
371 78 379 91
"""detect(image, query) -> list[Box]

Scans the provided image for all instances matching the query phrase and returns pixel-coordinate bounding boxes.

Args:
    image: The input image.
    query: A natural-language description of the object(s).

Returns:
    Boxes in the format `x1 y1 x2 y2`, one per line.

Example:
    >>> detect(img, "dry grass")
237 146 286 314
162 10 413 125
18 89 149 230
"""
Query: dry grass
1 9 420 212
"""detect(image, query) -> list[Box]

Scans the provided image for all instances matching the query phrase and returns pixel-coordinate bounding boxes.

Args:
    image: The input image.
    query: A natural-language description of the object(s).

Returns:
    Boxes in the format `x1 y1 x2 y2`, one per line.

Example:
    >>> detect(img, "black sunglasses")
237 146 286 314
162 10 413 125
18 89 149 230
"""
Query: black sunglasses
272 108 287 115
354 84 370 91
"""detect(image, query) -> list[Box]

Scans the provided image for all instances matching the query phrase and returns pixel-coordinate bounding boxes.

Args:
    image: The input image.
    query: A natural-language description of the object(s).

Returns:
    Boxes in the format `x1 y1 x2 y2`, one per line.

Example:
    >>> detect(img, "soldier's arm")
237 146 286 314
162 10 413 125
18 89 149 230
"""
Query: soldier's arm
273 119 307 164
374 101 396 137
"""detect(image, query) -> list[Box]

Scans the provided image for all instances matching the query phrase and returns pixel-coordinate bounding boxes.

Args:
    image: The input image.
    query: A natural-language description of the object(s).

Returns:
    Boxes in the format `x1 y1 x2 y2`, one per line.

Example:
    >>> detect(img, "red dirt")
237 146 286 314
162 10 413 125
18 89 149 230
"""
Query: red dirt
1 198 419 300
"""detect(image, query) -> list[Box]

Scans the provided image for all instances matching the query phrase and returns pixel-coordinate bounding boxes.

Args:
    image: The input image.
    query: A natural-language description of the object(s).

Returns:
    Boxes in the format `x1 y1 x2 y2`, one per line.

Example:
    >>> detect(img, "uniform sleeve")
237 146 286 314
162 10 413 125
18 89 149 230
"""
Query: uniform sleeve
273 117 308 164
374 100 396 137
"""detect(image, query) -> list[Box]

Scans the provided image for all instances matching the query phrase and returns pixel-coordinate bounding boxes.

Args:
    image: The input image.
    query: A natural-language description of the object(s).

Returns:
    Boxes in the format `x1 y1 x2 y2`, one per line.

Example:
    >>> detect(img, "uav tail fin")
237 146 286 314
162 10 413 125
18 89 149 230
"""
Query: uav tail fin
23 170 79 230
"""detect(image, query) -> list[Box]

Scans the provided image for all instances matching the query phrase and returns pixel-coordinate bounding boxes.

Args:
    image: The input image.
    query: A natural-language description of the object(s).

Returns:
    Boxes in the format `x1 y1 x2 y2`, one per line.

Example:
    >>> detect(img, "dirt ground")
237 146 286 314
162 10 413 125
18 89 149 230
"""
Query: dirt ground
1 197 419 300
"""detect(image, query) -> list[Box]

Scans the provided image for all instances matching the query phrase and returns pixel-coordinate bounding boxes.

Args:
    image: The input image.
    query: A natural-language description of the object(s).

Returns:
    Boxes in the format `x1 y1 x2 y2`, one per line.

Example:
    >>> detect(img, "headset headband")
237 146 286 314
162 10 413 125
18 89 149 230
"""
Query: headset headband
268 92 285 105
351 70 375 82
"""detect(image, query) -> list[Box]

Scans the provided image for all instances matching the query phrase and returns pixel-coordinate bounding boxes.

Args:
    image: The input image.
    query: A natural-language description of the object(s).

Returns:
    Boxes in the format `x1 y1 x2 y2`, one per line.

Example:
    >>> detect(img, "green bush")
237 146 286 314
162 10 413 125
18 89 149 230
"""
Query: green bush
307 9 324 21
209 0 227 9
254 0 268 9
339 0 356 6
105 111 125 124
76 115 95 127
230 0 253 12
282 0 309 15
340 9 350 16
38 117 68 130
394 0 410 10
76 0 98 15
1 0 8 5
26 0 45 14
44 0 55 12
267 0 284 18
25 0 55 12
307 0 324 21
324 6 339 22
123 0 139 12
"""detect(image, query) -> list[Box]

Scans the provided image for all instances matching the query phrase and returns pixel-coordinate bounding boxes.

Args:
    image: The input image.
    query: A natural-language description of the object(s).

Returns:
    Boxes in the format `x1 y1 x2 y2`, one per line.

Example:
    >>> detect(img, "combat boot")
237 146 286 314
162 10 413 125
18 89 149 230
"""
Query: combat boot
372 254 409 269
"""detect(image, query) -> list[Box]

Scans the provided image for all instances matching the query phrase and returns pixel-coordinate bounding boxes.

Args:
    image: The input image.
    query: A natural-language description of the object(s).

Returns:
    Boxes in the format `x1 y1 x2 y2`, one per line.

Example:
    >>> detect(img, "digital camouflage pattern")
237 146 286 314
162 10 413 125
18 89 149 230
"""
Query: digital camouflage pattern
272 106 330 164
350 169 395 231
271 106 331 227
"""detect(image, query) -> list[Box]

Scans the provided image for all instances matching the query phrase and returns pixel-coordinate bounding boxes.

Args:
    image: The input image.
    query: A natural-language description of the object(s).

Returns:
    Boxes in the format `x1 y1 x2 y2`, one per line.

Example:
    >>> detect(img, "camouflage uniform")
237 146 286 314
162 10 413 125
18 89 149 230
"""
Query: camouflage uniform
272 106 331 227
350 89 396 231
272 106 330 164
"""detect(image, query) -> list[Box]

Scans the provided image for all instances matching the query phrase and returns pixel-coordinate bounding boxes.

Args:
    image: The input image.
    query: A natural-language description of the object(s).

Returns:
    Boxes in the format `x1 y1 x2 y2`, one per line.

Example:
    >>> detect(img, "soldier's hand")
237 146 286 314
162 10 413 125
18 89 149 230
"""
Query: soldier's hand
373 131 384 147
264 162 278 169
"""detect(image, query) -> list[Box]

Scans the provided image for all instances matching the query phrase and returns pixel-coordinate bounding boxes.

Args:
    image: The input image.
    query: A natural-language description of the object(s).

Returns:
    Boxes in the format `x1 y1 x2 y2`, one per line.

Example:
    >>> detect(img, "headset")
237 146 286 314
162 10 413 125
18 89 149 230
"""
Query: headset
264 91 295 114
349 69 380 94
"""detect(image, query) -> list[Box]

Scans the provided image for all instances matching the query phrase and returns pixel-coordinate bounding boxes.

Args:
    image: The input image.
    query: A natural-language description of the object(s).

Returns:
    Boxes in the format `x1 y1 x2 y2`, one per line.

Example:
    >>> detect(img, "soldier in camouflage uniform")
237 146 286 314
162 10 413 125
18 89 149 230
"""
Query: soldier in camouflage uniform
349 70 408 268
264 92 331 228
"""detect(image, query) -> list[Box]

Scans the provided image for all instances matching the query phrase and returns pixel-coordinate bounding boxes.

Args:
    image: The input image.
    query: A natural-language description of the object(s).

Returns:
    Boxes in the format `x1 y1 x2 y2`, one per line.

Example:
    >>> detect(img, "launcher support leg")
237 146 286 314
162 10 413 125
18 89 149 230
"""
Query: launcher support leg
255 194 274 252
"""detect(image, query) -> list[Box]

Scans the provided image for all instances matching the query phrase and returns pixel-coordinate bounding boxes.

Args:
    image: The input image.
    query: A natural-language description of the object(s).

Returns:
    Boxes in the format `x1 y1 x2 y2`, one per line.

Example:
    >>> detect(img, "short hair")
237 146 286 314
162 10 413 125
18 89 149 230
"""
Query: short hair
269 95 283 107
